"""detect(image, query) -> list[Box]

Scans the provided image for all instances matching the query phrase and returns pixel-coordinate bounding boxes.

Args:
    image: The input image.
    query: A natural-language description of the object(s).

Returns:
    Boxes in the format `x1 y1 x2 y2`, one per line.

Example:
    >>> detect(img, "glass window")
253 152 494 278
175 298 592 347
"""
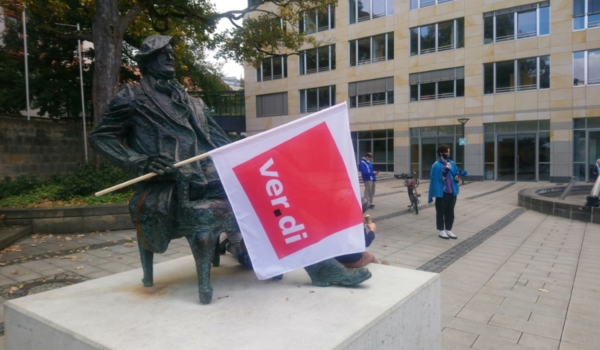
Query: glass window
420 25 436 54
457 18 465 48
574 51 585 86
410 19 464 56
589 50 600 84
300 86 336 113
306 49 317 74
359 0 372 22
349 77 394 108
410 68 464 101
300 6 334 33
305 8 317 34
485 3 550 43
496 61 515 93
318 46 330 72
272 57 283 79
486 56 549 93
438 80 454 99
484 16 494 44
421 83 436 100
387 32 394 60
456 78 464 97
517 57 537 91
373 0 385 18
372 34 386 62
299 45 335 75
484 63 494 94
495 13 515 41
517 10 537 39
437 20 454 51
411 0 448 9
306 88 318 112
410 28 419 56
574 50 600 85
539 55 550 89
410 84 419 101
261 59 273 81
350 33 393 66
574 0 600 30
256 56 287 82
539 6 550 35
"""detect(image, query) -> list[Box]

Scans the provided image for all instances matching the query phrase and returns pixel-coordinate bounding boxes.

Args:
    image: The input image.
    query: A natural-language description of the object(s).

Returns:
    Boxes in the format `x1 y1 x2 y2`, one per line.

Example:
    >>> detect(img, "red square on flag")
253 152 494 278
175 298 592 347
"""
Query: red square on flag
232 122 363 259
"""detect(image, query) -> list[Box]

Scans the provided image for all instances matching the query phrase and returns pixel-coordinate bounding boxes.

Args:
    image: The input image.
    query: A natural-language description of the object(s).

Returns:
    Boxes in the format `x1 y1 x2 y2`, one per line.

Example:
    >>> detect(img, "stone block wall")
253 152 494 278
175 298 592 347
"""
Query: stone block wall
0 115 90 178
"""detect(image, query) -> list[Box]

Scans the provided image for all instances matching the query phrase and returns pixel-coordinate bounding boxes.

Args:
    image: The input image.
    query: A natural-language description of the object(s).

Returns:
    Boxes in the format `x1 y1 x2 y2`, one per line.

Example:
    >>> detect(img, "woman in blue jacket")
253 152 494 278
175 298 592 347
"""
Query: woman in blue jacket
428 144 460 239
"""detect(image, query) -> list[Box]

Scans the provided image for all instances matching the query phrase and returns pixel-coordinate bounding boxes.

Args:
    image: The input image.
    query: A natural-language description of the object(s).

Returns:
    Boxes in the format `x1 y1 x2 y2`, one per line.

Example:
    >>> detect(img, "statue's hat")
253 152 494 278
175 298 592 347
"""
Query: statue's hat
134 35 174 62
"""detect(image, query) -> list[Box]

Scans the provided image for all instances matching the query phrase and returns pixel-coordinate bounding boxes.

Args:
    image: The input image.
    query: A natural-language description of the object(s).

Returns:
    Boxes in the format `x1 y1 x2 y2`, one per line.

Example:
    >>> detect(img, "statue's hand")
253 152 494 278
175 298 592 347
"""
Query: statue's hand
144 154 176 176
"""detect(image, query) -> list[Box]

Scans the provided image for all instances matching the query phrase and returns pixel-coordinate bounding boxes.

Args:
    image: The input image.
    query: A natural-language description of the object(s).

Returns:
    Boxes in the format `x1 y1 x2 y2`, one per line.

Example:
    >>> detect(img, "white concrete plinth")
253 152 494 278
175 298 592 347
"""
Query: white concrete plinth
5 255 440 350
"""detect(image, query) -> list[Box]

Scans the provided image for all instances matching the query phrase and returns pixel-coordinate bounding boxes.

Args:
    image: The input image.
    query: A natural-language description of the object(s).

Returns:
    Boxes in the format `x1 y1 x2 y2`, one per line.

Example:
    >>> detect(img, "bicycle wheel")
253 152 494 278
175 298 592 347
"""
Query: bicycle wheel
410 190 419 214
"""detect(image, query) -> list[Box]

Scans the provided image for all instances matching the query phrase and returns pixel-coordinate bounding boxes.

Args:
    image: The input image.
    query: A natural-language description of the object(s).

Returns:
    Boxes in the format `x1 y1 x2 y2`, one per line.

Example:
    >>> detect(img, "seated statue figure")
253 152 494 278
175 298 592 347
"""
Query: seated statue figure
89 35 371 304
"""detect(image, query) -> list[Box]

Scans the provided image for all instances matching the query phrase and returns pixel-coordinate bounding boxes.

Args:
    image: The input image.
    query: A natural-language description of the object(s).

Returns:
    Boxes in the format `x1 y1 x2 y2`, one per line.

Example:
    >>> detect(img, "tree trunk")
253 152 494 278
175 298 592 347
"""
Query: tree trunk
92 0 124 124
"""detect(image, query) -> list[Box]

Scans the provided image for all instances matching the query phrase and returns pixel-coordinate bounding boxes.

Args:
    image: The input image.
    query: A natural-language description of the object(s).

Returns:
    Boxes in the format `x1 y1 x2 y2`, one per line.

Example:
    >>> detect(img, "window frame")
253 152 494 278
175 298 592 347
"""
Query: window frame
299 44 336 75
573 49 600 86
255 56 288 82
299 4 335 33
349 32 394 67
410 0 453 11
349 0 394 24
348 77 394 108
410 18 464 56
573 0 600 30
483 56 550 94
299 85 337 113
409 67 465 102
483 2 550 44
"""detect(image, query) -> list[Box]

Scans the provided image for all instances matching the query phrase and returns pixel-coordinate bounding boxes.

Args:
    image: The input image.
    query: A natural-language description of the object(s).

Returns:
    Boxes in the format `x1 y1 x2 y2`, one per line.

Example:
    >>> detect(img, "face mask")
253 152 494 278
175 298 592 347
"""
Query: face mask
442 153 449 160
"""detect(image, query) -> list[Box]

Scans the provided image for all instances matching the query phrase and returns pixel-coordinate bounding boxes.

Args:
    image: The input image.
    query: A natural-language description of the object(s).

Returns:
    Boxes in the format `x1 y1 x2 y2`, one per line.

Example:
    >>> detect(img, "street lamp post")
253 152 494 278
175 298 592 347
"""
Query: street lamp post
457 118 469 185
56 23 88 162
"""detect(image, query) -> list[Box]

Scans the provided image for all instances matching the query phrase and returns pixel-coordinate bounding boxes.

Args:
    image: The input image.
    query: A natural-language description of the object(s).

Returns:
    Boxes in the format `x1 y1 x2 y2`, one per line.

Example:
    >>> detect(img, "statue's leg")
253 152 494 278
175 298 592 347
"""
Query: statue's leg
186 231 218 304
212 238 221 267
304 258 372 287
137 240 154 287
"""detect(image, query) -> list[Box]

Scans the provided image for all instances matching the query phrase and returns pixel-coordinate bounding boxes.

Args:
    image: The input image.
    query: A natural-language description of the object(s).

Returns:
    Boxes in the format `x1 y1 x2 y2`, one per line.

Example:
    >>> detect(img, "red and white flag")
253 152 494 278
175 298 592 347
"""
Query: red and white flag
209 102 364 279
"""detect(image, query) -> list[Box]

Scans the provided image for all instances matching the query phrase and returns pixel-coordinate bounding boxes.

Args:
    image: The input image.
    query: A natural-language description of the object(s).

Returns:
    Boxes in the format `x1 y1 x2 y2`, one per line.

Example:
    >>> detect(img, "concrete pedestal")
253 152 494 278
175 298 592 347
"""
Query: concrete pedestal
5 255 440 350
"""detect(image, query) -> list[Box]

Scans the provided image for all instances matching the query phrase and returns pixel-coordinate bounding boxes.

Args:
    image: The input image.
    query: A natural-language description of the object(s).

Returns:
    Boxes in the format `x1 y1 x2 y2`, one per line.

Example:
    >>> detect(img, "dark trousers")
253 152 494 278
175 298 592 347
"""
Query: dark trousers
435 192 456 231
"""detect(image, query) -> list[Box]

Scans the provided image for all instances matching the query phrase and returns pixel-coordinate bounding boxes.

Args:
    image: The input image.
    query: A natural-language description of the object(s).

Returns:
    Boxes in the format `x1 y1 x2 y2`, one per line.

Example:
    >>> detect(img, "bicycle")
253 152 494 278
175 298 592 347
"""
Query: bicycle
394 172 420 214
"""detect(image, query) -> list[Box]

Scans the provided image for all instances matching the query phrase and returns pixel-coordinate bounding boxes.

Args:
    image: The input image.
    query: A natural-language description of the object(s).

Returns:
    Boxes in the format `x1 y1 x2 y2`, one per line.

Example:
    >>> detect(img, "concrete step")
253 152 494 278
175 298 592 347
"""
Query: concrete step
0 225 32 251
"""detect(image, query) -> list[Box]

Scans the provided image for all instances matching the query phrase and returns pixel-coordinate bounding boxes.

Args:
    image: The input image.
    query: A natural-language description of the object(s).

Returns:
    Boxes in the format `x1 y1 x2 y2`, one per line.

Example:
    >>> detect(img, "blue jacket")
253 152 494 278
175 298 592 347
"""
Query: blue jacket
359 158 376 181
428 157 460 203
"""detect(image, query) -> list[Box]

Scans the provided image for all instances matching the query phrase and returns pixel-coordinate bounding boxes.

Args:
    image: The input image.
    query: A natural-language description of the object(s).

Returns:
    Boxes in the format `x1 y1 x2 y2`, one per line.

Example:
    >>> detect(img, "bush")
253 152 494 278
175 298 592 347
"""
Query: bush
53 163 131 200
0 163 133 207
0 175 44 200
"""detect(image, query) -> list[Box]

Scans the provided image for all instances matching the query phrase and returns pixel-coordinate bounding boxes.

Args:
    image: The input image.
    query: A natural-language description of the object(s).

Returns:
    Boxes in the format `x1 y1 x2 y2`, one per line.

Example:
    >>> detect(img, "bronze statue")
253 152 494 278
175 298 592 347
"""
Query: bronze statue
89 35 371 304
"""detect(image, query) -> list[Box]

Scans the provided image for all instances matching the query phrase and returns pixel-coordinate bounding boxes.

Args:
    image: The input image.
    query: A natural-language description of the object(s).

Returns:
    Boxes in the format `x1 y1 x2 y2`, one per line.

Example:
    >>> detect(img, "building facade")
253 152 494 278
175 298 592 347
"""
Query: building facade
244 0 600 182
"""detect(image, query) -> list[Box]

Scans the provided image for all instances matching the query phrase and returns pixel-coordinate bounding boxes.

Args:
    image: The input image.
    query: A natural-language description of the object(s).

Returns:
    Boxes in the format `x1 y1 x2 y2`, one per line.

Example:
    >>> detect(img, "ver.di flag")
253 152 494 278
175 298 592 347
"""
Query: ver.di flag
209 102 365 279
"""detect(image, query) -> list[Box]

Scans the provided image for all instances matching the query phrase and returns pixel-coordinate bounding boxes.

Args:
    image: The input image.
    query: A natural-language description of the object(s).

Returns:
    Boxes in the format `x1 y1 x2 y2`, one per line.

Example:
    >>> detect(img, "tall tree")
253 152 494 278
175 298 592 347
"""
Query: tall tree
0 0 334 123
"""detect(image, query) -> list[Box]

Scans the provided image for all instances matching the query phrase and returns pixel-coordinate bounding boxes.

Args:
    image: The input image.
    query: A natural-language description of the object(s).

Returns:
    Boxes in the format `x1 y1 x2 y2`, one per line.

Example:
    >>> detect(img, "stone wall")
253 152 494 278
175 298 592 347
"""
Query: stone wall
0 114 90 178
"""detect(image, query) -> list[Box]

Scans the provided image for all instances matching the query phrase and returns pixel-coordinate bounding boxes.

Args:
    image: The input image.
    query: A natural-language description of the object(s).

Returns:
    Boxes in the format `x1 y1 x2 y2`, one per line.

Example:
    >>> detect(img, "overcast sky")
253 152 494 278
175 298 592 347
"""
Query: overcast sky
210 1 247 79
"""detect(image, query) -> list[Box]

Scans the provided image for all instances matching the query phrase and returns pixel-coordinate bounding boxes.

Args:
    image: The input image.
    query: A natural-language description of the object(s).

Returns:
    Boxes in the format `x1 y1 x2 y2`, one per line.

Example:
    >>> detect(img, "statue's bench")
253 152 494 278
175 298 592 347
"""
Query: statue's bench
5 255 440 350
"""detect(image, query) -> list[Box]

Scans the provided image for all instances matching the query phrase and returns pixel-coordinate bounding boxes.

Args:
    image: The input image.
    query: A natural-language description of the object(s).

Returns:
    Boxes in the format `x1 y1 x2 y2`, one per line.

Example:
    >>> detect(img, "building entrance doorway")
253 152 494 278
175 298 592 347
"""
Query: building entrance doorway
497 134 536 181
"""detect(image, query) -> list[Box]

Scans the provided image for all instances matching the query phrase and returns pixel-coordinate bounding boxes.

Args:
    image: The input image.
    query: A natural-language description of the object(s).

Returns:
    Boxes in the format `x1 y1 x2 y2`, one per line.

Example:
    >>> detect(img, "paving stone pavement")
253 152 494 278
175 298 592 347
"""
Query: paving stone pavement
0 179 597 349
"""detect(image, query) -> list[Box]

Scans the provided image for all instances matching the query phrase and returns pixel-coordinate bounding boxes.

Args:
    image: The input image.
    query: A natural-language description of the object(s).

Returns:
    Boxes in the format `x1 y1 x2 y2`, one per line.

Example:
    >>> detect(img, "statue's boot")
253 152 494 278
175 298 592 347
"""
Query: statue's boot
304 258 371 287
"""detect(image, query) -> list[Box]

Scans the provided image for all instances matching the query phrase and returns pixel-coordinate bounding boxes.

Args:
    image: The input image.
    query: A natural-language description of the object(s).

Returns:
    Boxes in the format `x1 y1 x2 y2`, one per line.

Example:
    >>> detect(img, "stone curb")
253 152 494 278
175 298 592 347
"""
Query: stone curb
518 186 600 224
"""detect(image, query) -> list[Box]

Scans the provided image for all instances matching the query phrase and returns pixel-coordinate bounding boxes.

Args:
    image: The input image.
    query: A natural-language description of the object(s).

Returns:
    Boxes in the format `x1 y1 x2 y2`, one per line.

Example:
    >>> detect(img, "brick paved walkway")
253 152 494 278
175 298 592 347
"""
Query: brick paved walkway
0 179 597 349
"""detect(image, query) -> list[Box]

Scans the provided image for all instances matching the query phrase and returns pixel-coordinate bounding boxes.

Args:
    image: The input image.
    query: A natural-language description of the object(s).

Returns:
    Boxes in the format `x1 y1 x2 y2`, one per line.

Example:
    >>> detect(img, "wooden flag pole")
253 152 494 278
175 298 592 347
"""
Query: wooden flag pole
94 152 211 197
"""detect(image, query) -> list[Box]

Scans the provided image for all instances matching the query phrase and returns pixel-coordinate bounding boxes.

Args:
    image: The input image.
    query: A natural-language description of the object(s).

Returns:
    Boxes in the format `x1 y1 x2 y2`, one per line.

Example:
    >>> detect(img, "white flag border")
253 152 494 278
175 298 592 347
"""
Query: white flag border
209 102 365 279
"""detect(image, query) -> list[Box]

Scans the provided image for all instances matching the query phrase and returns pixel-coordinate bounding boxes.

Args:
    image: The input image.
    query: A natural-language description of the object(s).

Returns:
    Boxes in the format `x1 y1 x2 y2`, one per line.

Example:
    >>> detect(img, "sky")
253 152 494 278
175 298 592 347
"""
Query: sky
209 1 247 79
